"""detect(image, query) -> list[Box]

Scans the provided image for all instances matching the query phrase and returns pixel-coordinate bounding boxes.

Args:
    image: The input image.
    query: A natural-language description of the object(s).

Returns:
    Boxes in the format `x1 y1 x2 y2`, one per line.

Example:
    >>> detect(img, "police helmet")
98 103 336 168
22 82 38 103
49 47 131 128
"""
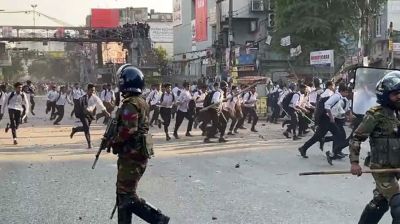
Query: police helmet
117 64 145 94
220 81 228 89
376 71 400 106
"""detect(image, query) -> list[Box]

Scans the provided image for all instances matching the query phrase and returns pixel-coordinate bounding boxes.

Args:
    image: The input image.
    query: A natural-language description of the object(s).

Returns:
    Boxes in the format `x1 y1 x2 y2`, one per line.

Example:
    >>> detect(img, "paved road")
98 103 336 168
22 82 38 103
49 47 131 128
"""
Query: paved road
0 96 390 223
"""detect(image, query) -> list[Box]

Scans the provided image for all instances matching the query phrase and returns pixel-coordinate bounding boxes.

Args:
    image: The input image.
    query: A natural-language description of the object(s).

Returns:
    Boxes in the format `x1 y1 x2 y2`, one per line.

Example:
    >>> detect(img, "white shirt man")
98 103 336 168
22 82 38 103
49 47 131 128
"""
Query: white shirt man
193 90 206 108
177 89 192 112
0 89 6 114
56 92 73 106
87 94 107 113
243 91 258 108
100 89 116 103
3 92 29 114
159 92 175 109
289 91 301 109
72 87 85 100
146 89 161 106
172 86 180 97
47 89 59 102
320 88 335 98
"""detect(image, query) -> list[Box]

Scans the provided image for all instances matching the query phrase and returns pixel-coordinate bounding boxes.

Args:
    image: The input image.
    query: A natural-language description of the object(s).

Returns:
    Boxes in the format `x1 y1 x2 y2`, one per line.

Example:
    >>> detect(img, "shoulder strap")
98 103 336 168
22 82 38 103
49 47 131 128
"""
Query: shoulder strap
8 92 15 105
56 92 62 102
160 93 165 103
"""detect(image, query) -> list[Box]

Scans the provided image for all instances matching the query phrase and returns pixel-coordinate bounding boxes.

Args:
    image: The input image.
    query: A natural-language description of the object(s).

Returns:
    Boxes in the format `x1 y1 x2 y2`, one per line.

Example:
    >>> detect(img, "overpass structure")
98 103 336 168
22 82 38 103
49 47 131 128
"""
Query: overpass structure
0 25 156 84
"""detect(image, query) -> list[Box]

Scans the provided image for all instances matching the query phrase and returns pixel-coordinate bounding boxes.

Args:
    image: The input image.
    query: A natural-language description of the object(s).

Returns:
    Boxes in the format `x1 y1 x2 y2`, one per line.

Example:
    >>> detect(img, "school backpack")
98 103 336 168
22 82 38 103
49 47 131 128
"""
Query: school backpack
314 96 331 124
203 91 216 108
280 92 298 111
7 92 25 105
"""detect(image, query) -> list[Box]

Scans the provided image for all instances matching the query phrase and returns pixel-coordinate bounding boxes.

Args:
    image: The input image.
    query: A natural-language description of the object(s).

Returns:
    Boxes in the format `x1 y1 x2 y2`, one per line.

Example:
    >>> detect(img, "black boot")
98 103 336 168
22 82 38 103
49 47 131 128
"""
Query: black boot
117 194 133 224
130 199 170 224
358 198 388 224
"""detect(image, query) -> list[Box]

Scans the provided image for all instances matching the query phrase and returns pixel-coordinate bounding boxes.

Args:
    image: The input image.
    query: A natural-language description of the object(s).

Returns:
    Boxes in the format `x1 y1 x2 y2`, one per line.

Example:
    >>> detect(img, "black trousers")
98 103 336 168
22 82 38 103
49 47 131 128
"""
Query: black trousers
8 109 21 139
237 107 258 130
218 110 230 137
149 105 160 125
204 109 220 138
160 107 172 135
71 99 79 117
174 110 193 134
96 101 114 124
46 101 56 118
271 103 281 122
302 117 339 152
286 108 298 135
74 115 92 145
229 114 238 132
54 105 65 124
30 96 35 113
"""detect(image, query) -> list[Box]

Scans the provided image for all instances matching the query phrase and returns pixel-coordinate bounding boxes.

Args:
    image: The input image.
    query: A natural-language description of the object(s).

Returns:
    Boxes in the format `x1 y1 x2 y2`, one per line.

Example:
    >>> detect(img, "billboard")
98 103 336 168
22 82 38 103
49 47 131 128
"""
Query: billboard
195 0 208 42
91 9 120 28
310 50 334 66
173 0 182 26
149 23 173 43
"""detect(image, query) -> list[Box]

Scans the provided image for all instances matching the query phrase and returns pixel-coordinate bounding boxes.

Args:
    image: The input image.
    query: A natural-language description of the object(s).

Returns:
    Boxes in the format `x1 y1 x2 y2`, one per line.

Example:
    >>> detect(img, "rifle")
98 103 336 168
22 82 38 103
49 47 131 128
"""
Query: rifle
200 81 262 112
92 118 118 169
299 168 400 176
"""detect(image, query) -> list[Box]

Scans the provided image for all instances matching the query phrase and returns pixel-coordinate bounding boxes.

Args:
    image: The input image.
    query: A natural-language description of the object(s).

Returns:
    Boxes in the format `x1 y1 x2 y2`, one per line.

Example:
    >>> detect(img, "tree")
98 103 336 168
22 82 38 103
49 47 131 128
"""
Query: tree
2 56 24 82
153 46 169 75
274 0 386 64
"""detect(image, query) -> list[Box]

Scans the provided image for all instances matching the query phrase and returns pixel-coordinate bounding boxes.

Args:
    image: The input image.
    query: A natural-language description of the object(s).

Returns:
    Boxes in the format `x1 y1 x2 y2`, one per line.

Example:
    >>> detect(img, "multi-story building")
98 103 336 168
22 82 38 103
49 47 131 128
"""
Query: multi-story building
172 0 268 81
148 10 174 57
369 0 400 68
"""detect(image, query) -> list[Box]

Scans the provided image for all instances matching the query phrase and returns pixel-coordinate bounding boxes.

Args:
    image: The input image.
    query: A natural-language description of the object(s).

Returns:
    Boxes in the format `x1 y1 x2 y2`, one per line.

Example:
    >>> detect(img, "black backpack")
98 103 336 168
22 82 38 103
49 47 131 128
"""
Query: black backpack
281 92 298 111
203 91 216 108
74 95 89 118
314 96 331 123
160 92 175 103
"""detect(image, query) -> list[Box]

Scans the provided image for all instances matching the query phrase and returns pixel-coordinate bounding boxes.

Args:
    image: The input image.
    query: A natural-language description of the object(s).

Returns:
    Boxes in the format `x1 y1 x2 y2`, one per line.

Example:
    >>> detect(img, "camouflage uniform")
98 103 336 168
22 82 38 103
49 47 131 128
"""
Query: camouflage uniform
115 95 149 202
350 105 400 200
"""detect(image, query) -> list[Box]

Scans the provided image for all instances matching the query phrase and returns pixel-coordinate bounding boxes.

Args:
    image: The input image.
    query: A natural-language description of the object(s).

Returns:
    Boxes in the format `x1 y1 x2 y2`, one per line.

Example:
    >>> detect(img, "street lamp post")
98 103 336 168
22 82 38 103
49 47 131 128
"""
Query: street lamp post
31 4 37 37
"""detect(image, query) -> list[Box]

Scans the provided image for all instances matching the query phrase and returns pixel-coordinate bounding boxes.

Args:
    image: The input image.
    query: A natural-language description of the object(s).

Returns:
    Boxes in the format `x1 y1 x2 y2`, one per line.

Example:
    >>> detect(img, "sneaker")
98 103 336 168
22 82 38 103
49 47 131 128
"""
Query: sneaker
5 123 10 133
298 147 308 158
234 129 239 134
283 131 290 139
88 143 92 149
185 132 193 137
239 126 247 130
326 151 333 166
31 111 35 116
173 133 180 139
251 128 258 133
53 122 60 125
166 135 171 141
293 136 302 141
204 138 212 143
70 128 76 139
157 120 162 129
319 137 325 151
13 139 18 145
219 137 227 143
227 131 234 136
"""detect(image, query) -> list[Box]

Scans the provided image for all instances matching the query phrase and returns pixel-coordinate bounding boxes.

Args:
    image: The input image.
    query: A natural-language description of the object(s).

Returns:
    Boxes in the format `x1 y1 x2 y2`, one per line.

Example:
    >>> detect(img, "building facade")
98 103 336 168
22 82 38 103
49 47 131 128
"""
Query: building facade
172 0 268 82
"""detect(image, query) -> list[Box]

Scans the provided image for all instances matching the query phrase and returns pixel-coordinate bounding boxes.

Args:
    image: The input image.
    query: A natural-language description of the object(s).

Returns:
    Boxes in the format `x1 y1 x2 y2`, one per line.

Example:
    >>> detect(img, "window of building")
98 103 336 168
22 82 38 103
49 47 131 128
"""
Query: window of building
375 16 382 37
192 0 196 20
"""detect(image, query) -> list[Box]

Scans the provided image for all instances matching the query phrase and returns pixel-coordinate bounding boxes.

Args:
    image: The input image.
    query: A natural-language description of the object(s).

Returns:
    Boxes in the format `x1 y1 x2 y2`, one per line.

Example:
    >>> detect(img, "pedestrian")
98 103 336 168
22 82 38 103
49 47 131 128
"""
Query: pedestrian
25 80 36 115
2 82 29 145
193 84 207 129
283 84 308 140
203 82 225 143
70 83 85 118
0 84 6 122
53 86 73 125
111 64 169 224
146 84 161 127
97 83 116 124
46 85 58 120
237 86 259 132
158 83 175 141
173 82 194 139
70 84 109 149
349 71 400 223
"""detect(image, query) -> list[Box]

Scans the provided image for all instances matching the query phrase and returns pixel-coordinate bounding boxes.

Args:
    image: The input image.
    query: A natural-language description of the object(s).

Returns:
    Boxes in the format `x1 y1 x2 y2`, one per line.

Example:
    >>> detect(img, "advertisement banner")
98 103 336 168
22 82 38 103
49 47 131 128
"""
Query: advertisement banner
149 23 173 43
173 0 182 26
310 50 334 66
91 9 120 28
195 0 208 42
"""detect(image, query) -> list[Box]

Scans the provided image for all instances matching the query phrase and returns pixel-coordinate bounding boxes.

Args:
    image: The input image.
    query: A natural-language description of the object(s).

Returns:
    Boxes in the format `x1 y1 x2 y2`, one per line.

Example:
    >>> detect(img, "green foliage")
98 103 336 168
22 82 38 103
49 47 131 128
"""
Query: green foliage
28 57 79 82
153 46 169 75
274 0 386 64
2 56 24 82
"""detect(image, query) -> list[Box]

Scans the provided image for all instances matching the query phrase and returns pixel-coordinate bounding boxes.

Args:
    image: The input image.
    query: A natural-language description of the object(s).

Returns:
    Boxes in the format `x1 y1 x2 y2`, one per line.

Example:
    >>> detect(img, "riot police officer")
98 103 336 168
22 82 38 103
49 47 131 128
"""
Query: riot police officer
113 64 169 224
350 71 400 224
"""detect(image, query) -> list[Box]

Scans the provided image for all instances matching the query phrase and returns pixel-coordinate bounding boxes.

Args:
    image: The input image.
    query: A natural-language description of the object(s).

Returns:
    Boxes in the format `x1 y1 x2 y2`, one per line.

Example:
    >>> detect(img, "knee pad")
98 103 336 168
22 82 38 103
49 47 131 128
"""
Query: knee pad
390 193 400 220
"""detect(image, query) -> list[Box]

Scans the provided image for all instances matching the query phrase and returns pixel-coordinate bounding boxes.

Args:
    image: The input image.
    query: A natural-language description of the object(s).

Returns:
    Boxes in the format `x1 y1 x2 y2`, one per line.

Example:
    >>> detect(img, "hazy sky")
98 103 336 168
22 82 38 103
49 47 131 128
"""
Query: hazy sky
0 0 173 26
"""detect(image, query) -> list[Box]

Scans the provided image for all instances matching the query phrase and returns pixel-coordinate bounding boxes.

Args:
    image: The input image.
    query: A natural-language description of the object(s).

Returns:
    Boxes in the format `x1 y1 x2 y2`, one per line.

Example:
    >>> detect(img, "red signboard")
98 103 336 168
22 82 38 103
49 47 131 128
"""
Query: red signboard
91 9 120 28
195 0 208 42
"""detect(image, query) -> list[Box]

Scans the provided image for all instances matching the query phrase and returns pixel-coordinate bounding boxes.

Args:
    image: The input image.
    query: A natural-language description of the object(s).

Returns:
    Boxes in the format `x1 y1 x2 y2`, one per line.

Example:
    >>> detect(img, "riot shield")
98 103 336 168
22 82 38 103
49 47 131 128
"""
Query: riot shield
353 67 399 115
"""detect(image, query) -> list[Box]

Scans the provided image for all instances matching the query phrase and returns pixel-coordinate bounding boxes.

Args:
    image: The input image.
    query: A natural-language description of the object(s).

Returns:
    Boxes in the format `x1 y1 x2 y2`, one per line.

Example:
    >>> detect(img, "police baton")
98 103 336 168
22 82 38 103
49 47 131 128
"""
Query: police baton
299 168 400 176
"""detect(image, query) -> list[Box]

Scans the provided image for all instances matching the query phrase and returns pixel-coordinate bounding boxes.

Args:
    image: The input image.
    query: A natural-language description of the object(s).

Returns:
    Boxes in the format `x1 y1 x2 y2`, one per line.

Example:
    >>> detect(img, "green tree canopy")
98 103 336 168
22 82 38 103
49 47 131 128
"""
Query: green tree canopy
274 0 386 63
